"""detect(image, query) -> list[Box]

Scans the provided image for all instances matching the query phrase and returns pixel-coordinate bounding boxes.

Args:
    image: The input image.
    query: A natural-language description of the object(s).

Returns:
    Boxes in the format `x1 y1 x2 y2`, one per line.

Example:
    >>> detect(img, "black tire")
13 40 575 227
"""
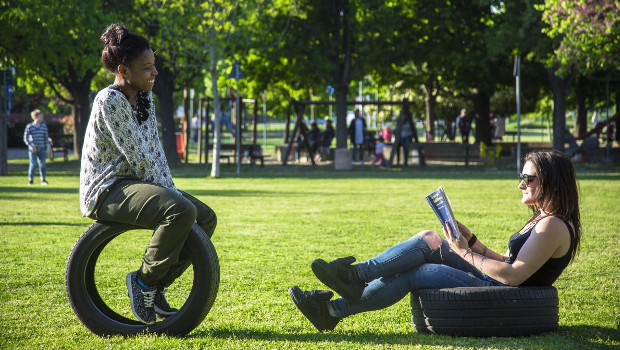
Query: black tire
65 221 219 336
410 286 559 337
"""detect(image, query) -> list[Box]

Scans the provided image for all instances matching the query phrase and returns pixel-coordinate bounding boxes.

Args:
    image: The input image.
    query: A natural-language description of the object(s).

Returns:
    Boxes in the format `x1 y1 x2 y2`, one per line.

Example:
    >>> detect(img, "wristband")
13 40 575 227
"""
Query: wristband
467 233 478 247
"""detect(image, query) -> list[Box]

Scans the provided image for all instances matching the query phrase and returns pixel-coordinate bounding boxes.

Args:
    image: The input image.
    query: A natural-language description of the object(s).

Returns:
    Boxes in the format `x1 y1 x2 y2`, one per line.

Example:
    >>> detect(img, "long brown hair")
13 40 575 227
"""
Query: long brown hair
525 150 581 261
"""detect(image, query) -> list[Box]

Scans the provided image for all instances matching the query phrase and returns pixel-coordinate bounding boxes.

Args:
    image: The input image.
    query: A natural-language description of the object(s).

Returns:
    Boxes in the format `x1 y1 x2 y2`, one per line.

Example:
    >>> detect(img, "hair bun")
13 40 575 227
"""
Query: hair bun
100 23 129 47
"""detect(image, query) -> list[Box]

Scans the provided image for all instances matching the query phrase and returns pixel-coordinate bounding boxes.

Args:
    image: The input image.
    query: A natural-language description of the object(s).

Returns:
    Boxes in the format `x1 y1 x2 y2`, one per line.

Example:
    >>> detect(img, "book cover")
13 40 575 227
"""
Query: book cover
425 186 461 240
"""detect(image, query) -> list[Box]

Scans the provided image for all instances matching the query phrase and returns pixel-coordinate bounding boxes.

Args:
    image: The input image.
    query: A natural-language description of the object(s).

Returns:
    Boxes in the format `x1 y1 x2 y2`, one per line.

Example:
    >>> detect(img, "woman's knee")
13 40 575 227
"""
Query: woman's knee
416 230 442 250
167 196 197 226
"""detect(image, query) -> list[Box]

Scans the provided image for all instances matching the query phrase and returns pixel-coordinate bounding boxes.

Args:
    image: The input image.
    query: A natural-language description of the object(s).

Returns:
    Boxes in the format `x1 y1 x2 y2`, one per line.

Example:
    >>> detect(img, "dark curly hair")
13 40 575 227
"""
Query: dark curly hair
100 23 151 73
525 150 581 262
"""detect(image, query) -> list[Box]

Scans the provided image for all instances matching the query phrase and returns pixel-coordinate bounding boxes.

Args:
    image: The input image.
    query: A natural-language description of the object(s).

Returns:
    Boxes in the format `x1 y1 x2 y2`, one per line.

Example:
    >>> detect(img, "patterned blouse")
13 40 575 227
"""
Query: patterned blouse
79 86 177 216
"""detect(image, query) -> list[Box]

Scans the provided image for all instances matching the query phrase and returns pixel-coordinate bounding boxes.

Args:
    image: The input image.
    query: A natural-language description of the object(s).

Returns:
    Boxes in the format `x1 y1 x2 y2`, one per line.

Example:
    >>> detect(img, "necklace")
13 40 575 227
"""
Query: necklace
108 84 150 125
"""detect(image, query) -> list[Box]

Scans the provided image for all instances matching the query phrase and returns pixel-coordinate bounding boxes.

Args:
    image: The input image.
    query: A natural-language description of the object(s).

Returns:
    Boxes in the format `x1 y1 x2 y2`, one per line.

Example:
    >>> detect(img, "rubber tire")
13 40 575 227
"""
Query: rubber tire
410 286 559 337
65 221 219 336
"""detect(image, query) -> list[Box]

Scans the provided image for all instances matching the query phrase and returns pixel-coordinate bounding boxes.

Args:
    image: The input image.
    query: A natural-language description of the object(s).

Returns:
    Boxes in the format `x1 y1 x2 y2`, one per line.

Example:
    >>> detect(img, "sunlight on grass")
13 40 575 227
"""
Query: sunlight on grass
0 162 618 349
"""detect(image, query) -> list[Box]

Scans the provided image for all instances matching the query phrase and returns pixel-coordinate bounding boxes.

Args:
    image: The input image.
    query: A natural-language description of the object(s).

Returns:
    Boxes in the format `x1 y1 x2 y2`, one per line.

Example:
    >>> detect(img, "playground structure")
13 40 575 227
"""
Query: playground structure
181 95 261 165
281 98 427 166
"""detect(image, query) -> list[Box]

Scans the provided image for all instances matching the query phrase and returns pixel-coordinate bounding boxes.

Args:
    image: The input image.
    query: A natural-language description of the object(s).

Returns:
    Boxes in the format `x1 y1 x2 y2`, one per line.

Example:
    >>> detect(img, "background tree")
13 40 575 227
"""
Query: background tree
0 0 118 158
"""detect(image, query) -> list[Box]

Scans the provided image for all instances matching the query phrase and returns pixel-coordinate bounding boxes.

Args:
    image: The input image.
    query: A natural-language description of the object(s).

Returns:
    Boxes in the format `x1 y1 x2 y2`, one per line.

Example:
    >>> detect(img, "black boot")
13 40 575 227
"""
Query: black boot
288 286 340 332
311 256 366 303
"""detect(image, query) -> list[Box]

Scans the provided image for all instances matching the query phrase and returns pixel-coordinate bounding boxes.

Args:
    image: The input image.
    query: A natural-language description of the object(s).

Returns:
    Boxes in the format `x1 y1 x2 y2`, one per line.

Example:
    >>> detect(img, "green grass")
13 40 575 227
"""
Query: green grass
1 159 619 349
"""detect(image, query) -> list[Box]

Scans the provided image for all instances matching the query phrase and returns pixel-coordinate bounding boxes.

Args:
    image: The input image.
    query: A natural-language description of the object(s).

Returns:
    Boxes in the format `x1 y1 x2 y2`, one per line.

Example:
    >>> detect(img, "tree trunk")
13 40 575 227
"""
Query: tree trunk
0 109 7 176
70 80 93 160
153 66 179 166
422 79 437 139
575 83 587 136
335 86 349 149
547 68 573 151
472 91 492 146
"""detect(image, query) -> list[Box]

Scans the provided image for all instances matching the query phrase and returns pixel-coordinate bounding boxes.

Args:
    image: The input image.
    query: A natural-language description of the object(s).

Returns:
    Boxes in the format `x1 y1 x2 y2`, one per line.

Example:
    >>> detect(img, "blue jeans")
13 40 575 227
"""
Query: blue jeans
28 150 47 181
330 235 505 318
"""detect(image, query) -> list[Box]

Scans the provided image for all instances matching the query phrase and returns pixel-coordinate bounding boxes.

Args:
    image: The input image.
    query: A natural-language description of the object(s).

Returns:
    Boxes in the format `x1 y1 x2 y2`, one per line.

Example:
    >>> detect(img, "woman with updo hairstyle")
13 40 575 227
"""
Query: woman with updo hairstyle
79 23 217 325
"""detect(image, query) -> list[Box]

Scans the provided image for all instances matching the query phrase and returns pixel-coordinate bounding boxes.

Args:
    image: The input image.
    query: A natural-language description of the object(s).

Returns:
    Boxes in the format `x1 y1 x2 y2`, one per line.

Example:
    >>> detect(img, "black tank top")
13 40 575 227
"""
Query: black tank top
506 215 575 286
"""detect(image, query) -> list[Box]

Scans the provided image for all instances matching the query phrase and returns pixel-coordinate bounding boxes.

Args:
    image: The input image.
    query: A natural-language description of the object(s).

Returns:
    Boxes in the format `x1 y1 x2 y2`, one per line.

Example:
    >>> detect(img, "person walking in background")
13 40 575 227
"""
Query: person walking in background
370 135 386 167
23 109 50 185
80 23 217 325
456 109 471 144
348 108 367 165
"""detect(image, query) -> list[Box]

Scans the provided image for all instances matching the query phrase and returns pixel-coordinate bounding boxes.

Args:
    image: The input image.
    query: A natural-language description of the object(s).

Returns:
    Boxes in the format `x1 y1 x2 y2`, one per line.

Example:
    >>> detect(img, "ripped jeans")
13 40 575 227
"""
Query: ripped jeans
329 234 505 318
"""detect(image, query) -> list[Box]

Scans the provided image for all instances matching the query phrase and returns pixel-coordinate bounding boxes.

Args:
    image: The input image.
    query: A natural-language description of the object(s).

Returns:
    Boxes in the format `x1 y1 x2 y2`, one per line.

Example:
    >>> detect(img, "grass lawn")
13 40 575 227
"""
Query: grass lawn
1 158 619 349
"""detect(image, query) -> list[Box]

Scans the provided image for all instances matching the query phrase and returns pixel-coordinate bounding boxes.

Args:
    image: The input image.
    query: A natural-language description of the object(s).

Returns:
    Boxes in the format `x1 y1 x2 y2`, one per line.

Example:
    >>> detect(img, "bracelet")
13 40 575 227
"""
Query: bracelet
480 255 486 270
467 233 478 247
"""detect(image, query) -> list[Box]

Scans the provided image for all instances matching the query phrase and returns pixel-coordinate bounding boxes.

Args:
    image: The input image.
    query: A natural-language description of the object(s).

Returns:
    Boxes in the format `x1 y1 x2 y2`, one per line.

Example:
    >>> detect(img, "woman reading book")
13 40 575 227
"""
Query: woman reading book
288 150 581 332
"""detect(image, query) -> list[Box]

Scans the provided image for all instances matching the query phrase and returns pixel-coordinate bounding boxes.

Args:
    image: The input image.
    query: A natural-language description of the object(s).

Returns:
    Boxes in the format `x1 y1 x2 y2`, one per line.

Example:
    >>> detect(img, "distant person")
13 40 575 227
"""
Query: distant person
456 109 471 144
80 23 217 325
289 150 581 332
192 114 199 143
296 122 309 162
211 105 236 138
399 116 414 166
370 135 386 167
23 109 50 185
494 114 506 141
319 119 335 160
308 121 321 156
348 108 367 164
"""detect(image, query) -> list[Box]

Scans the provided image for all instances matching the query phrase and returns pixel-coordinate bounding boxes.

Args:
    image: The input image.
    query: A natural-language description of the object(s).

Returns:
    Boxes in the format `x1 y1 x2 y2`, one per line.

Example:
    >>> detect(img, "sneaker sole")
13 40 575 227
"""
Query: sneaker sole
125 273 156 325
288 286 333 332
311 259 362 303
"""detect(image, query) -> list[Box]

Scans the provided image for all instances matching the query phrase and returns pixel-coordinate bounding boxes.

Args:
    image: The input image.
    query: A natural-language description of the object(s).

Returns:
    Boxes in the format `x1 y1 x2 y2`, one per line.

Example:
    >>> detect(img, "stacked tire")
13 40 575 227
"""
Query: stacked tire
410 286 559 337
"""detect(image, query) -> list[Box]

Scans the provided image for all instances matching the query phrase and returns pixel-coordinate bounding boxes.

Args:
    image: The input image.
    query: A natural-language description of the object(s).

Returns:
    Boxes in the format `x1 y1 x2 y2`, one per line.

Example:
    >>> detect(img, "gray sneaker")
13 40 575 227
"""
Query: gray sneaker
154 289 178 319
126 271 156 325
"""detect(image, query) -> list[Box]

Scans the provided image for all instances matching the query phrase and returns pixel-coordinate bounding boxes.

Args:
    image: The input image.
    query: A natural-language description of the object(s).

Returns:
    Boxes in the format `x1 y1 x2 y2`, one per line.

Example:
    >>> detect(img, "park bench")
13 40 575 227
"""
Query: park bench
406 142 482 165
208 143 268 166
48 134 72 162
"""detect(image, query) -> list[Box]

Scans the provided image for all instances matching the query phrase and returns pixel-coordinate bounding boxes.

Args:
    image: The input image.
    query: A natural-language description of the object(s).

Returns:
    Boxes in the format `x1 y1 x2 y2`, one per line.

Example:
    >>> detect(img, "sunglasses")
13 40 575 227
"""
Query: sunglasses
518 173 537 186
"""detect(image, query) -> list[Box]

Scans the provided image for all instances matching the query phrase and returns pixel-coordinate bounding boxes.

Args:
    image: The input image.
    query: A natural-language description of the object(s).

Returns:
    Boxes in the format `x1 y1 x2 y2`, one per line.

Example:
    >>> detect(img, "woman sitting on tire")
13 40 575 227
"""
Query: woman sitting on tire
289 150 581 332
79 23 217 325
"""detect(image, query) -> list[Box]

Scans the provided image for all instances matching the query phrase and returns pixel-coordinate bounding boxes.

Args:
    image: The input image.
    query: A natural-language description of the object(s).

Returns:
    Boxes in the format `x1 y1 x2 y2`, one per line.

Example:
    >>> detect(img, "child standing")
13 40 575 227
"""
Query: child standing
23 109 50 185
370 135 386 167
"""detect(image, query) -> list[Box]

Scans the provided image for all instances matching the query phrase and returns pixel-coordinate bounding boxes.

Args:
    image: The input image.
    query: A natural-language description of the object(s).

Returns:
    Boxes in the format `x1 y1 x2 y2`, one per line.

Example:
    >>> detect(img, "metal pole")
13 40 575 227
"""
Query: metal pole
515 55 522 173
235 77 241 174
262 92 267 148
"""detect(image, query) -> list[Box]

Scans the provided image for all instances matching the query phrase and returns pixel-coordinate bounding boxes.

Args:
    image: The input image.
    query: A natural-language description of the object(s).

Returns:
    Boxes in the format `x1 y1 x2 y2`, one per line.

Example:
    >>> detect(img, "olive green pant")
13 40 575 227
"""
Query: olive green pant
90 179 217 288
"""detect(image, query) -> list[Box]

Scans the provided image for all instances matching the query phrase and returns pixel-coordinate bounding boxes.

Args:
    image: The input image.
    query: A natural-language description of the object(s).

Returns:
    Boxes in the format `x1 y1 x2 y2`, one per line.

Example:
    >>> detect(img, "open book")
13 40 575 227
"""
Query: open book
425 186 461 240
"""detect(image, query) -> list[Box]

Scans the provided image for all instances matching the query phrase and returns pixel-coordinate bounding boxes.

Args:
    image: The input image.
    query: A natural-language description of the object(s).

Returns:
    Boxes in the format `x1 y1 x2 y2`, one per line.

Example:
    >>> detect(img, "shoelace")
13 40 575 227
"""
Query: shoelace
142 289 156 308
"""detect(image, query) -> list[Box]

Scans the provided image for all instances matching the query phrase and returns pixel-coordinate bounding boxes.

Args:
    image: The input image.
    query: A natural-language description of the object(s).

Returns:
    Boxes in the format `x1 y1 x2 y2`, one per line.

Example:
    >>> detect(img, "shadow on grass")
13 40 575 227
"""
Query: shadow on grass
0 221 86 227
0 186 79 194
190 325 618 348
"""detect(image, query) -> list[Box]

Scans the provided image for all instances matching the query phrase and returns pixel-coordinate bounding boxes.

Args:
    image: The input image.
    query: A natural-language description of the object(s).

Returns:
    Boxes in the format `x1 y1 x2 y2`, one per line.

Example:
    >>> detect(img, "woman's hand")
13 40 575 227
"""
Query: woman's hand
443 221 469 256
456 221 473 241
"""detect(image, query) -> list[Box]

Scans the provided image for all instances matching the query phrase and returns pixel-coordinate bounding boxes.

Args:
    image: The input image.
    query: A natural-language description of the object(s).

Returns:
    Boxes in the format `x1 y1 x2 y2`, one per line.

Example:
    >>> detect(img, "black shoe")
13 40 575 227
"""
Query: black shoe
311 256 365 303
154 289 178 319
126 271 157 325
288 286 339 332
